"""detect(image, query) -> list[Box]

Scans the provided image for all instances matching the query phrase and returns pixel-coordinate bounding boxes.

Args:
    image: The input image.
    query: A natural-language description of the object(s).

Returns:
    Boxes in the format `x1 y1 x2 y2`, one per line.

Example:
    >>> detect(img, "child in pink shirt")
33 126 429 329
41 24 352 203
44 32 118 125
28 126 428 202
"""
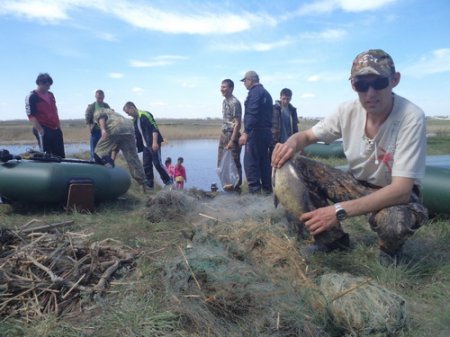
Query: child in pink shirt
165 157 175 182
174 157 187 190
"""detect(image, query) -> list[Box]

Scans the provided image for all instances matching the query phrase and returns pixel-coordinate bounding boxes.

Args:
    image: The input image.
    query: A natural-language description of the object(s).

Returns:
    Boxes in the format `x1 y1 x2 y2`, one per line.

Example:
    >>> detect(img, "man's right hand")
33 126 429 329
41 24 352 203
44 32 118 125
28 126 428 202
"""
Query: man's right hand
271 142 295 168
100 129 109 140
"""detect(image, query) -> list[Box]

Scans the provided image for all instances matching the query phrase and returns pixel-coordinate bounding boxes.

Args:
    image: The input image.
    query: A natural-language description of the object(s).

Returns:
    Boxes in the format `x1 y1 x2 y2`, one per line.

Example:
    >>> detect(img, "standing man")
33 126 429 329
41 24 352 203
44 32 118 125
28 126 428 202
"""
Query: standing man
272 49 428 266
239 71 273 194
25 73 65 158
85 90 110 161
123 101 172 189
93 108 148 192
218 79 243 191
270 88 299 159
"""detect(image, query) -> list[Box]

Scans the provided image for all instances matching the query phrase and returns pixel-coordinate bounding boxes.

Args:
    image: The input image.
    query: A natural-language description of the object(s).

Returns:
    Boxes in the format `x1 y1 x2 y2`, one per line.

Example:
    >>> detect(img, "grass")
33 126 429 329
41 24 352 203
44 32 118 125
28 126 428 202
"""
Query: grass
0 118 225 144
0 121 449 337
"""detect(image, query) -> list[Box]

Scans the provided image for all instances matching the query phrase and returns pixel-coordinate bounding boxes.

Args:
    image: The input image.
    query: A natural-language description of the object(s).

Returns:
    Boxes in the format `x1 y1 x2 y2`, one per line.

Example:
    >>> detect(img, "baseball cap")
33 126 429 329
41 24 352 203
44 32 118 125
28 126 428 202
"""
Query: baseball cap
241 70 259 82
350 49 395 79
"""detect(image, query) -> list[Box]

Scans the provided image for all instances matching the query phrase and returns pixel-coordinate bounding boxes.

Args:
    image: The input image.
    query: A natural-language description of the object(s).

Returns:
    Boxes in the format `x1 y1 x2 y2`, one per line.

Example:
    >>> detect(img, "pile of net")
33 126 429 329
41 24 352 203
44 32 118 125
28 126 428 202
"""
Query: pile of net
162 193 409 336
165 212 327 337
0 221 137 321
145 190 198 223
319 273 408 336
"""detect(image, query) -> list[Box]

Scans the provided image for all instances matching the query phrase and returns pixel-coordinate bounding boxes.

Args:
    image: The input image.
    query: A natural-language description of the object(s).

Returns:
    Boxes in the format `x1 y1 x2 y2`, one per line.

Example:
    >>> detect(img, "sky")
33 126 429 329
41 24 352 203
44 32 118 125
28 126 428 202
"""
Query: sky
0 0 449 121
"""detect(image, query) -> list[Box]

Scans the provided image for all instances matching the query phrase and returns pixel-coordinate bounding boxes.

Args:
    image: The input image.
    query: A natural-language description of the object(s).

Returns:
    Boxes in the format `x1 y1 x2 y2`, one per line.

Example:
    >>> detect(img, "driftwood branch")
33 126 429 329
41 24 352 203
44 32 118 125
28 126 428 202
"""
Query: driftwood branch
20 220 74 234
0 225 137 320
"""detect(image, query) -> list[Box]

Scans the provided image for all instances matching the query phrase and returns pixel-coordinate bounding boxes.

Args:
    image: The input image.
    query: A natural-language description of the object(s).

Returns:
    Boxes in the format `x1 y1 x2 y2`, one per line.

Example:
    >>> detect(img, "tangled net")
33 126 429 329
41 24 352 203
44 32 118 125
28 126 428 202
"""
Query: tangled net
146 190 197 223
320 273 408 336
159 193 409 337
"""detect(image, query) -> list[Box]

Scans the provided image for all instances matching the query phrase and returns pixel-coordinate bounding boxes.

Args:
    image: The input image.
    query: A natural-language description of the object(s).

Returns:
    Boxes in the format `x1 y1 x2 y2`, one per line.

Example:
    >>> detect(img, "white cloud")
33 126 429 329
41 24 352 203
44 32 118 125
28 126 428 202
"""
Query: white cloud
301 93 316 98
214 37 294 52
131 87 144 94
109 72 124 79
180 81 197 89
95 32 118 42
338 0 397 12
295 0 397 15
130 55 188 68
110 3 255 35
300 28 347 41
307 75 321 82
0 0 277 34
403 48 450 77
0 0 69 22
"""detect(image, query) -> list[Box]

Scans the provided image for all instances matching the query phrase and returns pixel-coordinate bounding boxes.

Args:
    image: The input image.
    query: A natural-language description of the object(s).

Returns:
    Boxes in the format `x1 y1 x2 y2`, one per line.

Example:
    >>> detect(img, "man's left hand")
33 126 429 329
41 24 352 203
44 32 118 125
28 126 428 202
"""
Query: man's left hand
300 205 339 235
239 133 248 146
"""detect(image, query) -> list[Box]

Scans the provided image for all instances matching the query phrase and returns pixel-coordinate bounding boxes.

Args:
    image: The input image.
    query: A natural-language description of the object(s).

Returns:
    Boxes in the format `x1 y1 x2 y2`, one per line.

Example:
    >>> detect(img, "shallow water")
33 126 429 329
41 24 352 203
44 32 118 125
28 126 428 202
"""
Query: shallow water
2 140 448 190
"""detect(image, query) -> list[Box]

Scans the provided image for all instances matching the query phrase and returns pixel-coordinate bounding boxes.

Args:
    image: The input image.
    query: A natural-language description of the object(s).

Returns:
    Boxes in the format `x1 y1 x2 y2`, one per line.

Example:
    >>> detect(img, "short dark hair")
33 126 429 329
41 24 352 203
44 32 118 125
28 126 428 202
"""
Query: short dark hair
123 101 137 109
95 89 105 96
165 157 172 164
222 79 234 89
177 157 184 163
36 73 53 85
280 88 292 97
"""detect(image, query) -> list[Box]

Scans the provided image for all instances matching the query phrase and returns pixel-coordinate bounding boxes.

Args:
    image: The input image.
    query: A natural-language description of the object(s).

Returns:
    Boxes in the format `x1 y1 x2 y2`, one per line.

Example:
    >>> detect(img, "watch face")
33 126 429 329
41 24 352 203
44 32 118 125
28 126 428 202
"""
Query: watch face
336 209 347 221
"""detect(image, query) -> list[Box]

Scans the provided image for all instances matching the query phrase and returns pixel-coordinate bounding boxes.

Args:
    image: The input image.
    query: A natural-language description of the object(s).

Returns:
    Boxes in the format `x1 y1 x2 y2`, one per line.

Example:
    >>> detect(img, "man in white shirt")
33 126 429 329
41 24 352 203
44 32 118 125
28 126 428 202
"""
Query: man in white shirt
271 49 428 266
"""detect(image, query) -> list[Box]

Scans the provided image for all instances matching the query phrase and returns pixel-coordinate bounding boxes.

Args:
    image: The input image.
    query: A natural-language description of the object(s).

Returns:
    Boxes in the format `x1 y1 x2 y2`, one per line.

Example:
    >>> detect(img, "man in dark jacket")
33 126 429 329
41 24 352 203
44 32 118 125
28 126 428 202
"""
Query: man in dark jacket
239 71 273 194
123 101 172 189
25 73 65 158
270 88 299 159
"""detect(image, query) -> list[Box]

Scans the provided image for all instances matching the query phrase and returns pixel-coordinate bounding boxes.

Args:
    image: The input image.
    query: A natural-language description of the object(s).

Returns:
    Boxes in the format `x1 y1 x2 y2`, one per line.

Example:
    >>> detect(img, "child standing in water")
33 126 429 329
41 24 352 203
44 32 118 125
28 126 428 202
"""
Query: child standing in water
174 157 187 190
165 157 175 182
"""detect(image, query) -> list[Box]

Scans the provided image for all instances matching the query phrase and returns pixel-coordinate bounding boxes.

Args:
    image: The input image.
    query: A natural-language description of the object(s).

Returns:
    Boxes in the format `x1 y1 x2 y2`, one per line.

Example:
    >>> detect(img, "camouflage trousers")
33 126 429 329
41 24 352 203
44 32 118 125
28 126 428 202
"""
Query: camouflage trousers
95 133 147 187
218 131 242 188
293 156 428 252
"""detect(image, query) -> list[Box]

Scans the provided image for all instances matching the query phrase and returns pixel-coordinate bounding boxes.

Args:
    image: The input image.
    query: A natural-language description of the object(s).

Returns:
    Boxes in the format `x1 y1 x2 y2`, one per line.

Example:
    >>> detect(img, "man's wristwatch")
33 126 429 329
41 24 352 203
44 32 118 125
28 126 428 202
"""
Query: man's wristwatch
334 203 348 221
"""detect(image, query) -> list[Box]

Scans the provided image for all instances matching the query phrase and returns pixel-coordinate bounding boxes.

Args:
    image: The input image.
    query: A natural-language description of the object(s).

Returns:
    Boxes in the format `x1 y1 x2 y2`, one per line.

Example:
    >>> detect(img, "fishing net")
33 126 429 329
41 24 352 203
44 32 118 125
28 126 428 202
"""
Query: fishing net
165 231 329 337
145 190 197 223
319 273 408 336
152 192 409 336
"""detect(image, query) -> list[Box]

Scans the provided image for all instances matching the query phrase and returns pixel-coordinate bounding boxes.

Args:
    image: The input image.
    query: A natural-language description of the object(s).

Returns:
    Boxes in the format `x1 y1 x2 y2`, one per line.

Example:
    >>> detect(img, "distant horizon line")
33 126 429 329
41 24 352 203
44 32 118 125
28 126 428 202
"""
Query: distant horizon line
1 115 449 123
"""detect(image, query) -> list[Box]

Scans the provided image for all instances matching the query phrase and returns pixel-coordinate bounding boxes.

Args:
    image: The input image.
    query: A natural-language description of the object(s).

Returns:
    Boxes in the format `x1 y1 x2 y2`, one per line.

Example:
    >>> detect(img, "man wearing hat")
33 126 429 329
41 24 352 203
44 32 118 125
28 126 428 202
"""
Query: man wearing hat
271 49 428 266
239 70 273 194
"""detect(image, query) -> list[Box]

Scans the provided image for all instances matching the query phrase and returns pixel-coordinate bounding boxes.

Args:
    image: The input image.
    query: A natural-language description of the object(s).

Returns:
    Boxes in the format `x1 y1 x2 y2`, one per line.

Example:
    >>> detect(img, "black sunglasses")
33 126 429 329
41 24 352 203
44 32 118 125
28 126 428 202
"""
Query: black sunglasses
353 77 389 92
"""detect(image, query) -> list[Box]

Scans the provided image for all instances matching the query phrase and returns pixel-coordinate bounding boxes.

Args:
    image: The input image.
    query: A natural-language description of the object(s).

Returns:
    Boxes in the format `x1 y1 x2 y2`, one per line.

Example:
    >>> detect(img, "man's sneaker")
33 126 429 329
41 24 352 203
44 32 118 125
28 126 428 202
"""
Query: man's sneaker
101 155 115 168
304 233 350 256
379 246 403 267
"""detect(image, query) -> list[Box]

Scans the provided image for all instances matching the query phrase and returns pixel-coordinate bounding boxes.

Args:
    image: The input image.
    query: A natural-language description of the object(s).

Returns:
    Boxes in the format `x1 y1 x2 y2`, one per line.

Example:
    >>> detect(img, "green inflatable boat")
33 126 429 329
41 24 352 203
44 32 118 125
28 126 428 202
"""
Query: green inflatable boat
336 155 450 215
422 165 450 215
304 141 345 158
0 156 131 204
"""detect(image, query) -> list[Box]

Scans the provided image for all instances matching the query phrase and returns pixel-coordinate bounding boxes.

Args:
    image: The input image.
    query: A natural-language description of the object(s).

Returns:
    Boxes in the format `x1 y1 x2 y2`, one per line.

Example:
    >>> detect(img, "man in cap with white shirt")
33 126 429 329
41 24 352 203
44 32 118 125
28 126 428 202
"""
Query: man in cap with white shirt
272 49 428 266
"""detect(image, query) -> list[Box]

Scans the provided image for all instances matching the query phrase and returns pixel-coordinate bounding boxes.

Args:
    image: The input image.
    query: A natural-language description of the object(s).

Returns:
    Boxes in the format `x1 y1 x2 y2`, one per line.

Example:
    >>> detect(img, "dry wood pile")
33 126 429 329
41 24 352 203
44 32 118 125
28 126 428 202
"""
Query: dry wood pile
0 220 137 321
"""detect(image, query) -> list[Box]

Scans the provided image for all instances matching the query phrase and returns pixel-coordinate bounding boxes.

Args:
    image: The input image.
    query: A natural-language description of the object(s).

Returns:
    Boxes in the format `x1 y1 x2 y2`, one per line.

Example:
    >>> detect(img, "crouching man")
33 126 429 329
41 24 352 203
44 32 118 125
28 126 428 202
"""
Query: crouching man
94 108 149 192
271 49 428 266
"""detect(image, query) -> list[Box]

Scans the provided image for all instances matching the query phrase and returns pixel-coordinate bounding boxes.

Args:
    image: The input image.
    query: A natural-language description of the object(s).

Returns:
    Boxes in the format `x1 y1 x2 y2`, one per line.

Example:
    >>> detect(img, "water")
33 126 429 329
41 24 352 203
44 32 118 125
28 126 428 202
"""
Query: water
2 141 448 190
1 139 229 191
